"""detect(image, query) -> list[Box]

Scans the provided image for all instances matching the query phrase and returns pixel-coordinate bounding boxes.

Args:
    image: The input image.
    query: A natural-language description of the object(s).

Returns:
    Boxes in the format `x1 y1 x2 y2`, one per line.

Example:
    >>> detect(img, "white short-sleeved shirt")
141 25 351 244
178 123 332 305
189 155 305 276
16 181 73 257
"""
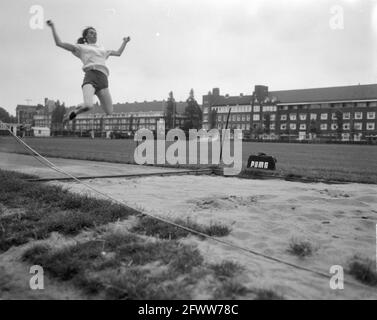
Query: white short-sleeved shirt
73 43 110 77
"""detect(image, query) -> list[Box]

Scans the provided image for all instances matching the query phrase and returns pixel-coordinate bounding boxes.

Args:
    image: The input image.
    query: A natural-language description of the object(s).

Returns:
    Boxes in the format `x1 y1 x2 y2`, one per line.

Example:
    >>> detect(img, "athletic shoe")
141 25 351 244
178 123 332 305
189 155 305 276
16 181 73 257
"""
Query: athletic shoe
63 111 77 123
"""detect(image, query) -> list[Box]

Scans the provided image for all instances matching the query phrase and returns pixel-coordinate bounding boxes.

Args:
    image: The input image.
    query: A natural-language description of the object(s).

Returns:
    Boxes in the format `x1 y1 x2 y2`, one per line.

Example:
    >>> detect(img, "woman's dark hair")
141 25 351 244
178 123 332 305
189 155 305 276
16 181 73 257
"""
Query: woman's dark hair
77 27 96 44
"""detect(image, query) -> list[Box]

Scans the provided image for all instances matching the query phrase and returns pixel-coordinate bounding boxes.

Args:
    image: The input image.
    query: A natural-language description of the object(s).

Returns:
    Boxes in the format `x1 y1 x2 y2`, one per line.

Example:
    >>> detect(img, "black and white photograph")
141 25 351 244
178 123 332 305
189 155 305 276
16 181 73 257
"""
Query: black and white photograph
0 0 376 305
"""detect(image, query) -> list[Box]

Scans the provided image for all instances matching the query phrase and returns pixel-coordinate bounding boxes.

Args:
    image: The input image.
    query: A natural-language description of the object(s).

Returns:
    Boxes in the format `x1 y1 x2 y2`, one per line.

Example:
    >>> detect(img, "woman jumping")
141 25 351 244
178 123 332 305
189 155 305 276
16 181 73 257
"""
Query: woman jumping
46 20 131 122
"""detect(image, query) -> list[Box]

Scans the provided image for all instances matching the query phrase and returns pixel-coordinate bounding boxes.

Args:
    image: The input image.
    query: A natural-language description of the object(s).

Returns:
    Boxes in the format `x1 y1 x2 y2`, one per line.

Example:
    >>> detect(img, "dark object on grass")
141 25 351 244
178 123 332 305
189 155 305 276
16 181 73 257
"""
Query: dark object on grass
348 256 377 286
288 239 313 258
247 153 277 170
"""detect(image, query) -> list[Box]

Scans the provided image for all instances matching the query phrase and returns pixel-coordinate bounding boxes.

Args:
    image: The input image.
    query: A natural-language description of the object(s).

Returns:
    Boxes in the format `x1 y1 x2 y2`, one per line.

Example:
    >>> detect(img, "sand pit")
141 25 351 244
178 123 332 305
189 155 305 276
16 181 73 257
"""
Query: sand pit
53 176 377 299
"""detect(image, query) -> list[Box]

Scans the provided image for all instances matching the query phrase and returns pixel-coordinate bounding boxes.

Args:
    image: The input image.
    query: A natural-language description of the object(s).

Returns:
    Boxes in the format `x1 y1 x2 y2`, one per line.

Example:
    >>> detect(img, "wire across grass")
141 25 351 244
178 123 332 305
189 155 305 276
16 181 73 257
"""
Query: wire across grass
131 216 231 240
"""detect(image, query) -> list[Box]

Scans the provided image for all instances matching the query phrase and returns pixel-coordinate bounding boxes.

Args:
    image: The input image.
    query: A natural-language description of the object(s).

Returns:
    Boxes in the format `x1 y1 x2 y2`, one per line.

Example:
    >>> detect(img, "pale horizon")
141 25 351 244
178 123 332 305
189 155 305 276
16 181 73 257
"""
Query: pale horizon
2 0 377 116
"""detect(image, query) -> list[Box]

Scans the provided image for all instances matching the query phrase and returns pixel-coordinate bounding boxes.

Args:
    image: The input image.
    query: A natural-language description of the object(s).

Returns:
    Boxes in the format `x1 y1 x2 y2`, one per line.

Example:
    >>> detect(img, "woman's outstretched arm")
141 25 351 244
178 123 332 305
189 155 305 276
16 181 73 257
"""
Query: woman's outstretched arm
108 37 131 57
46 20 77 53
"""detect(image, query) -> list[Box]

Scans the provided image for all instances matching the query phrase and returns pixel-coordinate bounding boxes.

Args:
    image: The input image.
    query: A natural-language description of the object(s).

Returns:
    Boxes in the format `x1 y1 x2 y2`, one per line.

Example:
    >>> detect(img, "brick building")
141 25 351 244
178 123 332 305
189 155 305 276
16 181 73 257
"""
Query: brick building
15 105 39 125
202 84 377 142
33 99 58 128
66 100 189 136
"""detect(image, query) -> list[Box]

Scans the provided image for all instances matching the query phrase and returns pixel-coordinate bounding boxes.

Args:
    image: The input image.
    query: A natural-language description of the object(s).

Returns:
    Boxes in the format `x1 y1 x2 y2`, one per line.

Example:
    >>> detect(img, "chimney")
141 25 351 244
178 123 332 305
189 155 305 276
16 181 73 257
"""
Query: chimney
254 85 269 101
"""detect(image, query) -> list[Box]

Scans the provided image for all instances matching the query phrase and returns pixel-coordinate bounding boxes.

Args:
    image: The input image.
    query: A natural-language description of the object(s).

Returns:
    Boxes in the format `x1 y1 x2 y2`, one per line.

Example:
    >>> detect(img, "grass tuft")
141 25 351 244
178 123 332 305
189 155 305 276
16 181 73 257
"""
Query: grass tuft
213 280 250 299
210 261 244 280
131 216 231 240
253 289 285 300
288 238 314 258
21 243 51 262
205 223 231 237
131 216 191 239
102 268 192 300
348 256 377 286
23 241 105 281
168 244 204 273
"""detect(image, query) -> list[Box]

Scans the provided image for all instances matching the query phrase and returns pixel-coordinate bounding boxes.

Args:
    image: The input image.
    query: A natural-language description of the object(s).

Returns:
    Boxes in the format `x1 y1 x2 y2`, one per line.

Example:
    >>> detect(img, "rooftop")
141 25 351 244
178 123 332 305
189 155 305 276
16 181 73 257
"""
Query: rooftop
16 105 39 111
270 84 377 104
75 100 188 114
207 84 377 105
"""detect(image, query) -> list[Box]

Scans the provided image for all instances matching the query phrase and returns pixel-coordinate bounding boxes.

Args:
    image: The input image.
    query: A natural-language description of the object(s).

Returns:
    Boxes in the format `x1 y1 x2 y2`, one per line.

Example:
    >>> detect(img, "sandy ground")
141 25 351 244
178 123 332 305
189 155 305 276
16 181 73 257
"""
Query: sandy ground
53 175 377 299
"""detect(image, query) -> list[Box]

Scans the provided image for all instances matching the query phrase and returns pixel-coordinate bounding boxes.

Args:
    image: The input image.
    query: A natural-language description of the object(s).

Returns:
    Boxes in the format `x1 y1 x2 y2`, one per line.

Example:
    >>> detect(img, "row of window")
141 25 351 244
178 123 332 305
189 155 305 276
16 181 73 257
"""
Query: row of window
280 112 376 121
205 111 377 123
341 133 363 141
256 112 376 122
207 106 251 114
34 121 51 126
279 102 377 110
215 114 251 122
204 102 377 115
280 123 376 131
77 118 161 125
216 123 251 130
205 105 278 114
89 113 164 118
211 122 377 131
75 125 102 130
76 124 158 131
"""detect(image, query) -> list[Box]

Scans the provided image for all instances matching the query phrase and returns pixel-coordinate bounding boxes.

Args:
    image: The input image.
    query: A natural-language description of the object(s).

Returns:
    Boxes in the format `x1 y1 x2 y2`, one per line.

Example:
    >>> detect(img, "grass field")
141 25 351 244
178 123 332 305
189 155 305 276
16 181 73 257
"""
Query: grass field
1 136 377 183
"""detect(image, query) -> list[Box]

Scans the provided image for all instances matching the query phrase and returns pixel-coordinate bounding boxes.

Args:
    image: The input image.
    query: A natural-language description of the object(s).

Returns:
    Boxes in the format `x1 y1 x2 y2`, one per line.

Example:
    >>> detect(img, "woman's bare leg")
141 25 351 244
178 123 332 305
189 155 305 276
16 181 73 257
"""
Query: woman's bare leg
96 88 113 115
63 84 96 123
76 84 96 115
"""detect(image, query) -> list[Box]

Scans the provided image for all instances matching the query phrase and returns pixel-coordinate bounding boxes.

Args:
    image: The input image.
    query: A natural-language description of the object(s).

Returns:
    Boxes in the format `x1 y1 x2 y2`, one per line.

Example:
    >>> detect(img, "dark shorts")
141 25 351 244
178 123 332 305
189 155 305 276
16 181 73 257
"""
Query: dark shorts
82 70 108 94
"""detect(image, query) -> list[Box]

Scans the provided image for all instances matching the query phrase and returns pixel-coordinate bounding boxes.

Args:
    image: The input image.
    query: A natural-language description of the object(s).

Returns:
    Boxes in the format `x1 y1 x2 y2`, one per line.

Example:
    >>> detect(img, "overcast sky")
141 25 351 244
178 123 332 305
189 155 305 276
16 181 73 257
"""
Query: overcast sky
1 0 377 115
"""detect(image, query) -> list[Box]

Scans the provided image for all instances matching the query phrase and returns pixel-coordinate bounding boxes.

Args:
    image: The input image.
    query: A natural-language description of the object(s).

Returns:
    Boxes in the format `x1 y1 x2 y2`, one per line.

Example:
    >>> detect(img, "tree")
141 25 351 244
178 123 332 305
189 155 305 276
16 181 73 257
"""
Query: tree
0 107 12 123
208 108 218 130
255 124 264 138
99 116 105 134
335 110 343 141
350 121 355 142
165 91 176 130
51 101 66 135
283 125 291 141
309 119 318 134
129 114 134 134
309 119 319 141
184 89 202 130
51 101 66 124
263 114 271 134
